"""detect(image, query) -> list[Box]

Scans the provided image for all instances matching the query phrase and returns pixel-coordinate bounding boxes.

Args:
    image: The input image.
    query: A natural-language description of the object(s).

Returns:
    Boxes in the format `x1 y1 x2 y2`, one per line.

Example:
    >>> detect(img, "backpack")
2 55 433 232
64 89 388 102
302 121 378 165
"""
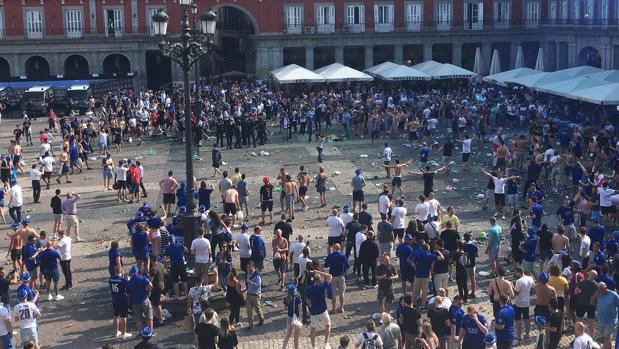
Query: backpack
362 333 379 349
458 251 471 267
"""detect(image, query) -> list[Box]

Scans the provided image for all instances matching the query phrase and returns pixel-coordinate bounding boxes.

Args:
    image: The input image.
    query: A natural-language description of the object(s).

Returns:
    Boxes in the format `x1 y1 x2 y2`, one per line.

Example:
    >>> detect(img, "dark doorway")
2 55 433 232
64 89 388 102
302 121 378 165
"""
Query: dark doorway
578 46 601 68
490 42 511 71
25 56 50 80
146 51 172 90
432 44 452 63
314 47 335 69
64 55 90 79
403 45 423 66
373 45 394 65
212 6 256 75
461 43 481 71
0 57 10 81
521 41 540 68
103 54 131 76
344 46 364 70
283 48 306 67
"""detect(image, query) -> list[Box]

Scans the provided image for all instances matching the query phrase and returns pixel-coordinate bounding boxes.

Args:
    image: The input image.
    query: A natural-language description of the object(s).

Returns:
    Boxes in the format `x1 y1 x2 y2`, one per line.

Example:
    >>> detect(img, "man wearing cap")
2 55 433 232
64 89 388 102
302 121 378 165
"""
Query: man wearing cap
13 288 41 348
249 226 266 272
324 243 349 314
191 228 212 282
136 326 157 349
61 192 81 242
22 235 40 291
533 272 556 320
351 169 366 212
259 176 274 225
108 265 131 339
492 294 515 349
126 265 154 334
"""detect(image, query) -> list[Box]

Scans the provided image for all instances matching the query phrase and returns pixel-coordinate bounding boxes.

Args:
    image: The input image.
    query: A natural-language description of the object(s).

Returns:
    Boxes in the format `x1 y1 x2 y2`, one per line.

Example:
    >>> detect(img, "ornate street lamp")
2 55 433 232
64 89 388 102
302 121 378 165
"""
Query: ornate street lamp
152 4 217 247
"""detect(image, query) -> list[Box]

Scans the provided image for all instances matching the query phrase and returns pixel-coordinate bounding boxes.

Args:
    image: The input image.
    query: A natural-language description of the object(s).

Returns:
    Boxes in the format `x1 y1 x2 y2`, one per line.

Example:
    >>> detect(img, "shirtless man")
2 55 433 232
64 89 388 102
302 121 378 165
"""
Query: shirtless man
9 140 24 174
487 266 514 316
512 135 528 172
495 142 510 172
551 226 570 253
6 223 23 280
223 186 240 226
297 166 309 211
383 159 411 197
407 118 420 146
533 272 556 322
283 175 299 220
276 168 288 213
56 147 71 184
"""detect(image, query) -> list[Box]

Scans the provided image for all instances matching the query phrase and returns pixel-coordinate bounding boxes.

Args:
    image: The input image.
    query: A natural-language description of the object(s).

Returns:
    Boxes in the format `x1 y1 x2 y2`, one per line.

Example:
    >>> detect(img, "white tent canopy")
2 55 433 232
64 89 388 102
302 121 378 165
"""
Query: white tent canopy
314 63 373 82
483 68 542 86
507 65 602 88
412 60 477 79
412 60 443 73
364 62 400 77
570 82 619 105
374 65 431 81
534 70 619 97
271 64 326 84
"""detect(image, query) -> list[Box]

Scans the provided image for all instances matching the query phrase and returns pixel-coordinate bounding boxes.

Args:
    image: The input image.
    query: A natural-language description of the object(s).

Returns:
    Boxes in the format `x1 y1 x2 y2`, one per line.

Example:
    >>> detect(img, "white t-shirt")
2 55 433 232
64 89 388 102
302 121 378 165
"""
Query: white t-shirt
378 195 391 214
235 233 251 259
462 139 472 154
514 275 535 307
114 166 128 181
40 156 55 172
188 285 212 315
355 232 367 258
13 302 39 328
427 199 440 216
327 216 344 237
383 147 392 162
58 236 72 261
493 177 508 194
543 149 555 162
191 237 211 263
8 185 23 207
599 187 616 207
40 143 51 157
0 306 9 336
356 332 383 347
428 118 438 129
424 221 440 239
391 207 407 229
415 202 429 221
298 256 312 276
580 235 591 259
290 242 306 264
30 169 42 181
340 212 354 226
573 334 594 349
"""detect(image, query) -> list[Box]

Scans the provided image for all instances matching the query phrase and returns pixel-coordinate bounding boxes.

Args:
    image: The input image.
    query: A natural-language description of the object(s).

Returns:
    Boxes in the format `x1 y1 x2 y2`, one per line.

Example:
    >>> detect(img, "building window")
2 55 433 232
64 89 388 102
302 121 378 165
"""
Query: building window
549 0 557 20
561 0 568 20
436 2 452 30
525 1 539 26
345 4 365 32
464 2 483 30
374 4 394 32
584 0 594 20
494 2 511 27
64 9 83 38
405 2 422 31
25 9 44 39
105 8 123 37
315 4 335 33
572 0 580 21
285 5 303 33
599 0 608 22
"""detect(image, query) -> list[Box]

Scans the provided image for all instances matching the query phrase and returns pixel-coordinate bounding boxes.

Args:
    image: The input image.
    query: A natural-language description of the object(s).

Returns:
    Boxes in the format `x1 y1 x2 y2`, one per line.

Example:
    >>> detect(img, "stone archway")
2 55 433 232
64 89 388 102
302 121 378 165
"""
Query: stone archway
103 54 131 76
64 55 90 79
210 5 258 75
578 46 601 68
25 56 50 80
0 57 10 80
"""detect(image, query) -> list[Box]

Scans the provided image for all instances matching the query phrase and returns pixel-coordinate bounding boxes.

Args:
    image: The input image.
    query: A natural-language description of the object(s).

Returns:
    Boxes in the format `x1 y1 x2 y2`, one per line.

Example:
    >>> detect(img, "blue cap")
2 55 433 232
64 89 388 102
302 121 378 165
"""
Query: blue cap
180 181 187 188
241 223 249 231
140 326 154 338
483 333 496 344
355 169 361 175
527 227 537 235
287 284 297 294
199 205 207 213
170 235 177 244
129 265 139 276
127 159 132 164
141 202 150 209
572 260 582 270
405 234 413 240
538 272 549 283
11 223 19 230
534 315 548 326
22 218 30 226
17 289 28 300
592 216 600 223
21 272 31 282
343 204 349 211
106 153 111 158
178 206 187 213
560 248 569 255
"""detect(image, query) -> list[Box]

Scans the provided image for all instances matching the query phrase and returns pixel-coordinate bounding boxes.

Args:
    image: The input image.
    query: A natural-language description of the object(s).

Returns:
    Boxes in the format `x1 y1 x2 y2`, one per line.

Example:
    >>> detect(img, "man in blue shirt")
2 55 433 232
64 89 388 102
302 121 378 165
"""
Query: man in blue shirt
492 294 515 349
131 224 150 273
486 217 502 277
397 234 414 294
166 237 189 301
449 295 465 348
16 272 38 303
245 261 264 330
588 216 605 250
323 243 349 314
595 282 619 349
463 233 479 298
305 269 333 349
529 197 545 228
22 235 40 290
411 243 444 310
125 265 153 334
589 242 606 270
520 228 538 276
109 265 131 339
249 226 266 272
36 241 63 301
459 305 489 349
556 197 576 239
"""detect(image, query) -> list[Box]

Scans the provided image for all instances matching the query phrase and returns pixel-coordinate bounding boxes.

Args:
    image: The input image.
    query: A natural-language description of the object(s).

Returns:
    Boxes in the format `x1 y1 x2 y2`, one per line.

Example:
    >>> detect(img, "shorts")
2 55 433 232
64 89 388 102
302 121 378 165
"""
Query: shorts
10 248 21 262
27 268 39 281
551 170 561 182
462 153 470 162
597 323 616 338
408 131 418 141
149 287 162 307
328 236 342 247
212 162 220 169
12 156 21 167
466 266 476 274
170 264 188 283
285 194 295 207
331 276 346 296
273 258 285 272
522 260 537 274
534 305 550 319
497 341 512 349
54 213 62 223
194 262 210 278
496 158 507 169
353 190 364 202
43 268 60 282
391 176 402 188
116 180 126 189
514 306 530 320
299 186 308 196
61 163 70 174
240 257 251 273
261 200 273 212
224 203 237 215
113 304 129 318
100 142 108 149
43 171 52 180
539 249 553 261
163 193 175 204
253 259 264 271
132 299 154 322
65 214 79 228
401 268 414 282
20 326 38 344
310 310 331 328
601 206 615 215
575 304 595 319
488 247 499 261
494 193 506 207
378 288 395 303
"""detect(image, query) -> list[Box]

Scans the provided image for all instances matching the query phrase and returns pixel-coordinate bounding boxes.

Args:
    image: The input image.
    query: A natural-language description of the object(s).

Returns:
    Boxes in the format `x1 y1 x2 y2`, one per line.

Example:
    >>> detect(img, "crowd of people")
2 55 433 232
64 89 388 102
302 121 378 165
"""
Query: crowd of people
0 78 617 349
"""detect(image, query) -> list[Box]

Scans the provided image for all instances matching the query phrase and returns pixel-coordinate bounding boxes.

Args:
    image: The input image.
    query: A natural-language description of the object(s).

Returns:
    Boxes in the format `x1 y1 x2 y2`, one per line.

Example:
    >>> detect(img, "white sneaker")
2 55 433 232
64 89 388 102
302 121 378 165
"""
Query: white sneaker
122 333 133 339
55 294 64 301
115 331 122 338
47 294 53 301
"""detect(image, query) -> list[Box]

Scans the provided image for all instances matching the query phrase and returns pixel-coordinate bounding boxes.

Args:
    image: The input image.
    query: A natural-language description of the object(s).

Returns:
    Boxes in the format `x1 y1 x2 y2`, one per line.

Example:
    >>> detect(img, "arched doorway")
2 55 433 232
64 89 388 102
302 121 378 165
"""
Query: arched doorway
64 55 90 79
103 54 131 76
578 46 601 68
211 6 257 76
0 57 10 80
145 51 172 90
25 56 50 80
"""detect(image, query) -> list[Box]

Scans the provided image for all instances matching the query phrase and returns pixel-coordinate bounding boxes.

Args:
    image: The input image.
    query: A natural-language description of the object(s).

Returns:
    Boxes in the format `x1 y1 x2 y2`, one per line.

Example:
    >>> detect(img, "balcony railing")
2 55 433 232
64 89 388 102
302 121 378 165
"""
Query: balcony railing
375 22 395 32
316 23 335 33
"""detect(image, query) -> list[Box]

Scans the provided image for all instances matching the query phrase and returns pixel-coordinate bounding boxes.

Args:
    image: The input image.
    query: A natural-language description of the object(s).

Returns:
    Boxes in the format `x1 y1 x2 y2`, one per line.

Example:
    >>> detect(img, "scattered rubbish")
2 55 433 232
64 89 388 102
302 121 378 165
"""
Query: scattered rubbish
147 150 157 156
329 187 336 191
250 152 258 157
360 154 368 158
478 271 490 277
221 162 228 165
449 161 455 165
259 151 270 156
476 194 485 199
452 178 460 183
403 144 411 148
445 185 456 191
333 171 341 176
429 161 439 166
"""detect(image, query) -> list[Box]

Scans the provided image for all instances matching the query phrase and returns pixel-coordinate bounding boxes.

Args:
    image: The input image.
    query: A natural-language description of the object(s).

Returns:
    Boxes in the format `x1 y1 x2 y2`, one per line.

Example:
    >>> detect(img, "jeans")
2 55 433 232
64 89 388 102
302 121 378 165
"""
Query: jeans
8 206 21 224
317 147 323 162
32 180 41 202
139 179 147 196
362 259 377 286
60 260 72 288
456 273 468 302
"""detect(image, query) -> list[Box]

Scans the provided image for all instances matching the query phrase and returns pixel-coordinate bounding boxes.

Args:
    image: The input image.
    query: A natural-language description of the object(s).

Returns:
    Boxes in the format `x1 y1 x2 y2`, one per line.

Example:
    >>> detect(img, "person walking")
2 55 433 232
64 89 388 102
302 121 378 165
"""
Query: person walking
30 164 41 204
282 284 302 349
190 228 212 283
326 209 345 254
56 229 72 290
324 243 349 314
306 269 333 349
108 266 131 339
351 169 366 212
13 288 41 348
359 231 380 288
61 192 81 242
148 255 165 326
7 180 22 224
245 261 264 331
225 268 244 327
